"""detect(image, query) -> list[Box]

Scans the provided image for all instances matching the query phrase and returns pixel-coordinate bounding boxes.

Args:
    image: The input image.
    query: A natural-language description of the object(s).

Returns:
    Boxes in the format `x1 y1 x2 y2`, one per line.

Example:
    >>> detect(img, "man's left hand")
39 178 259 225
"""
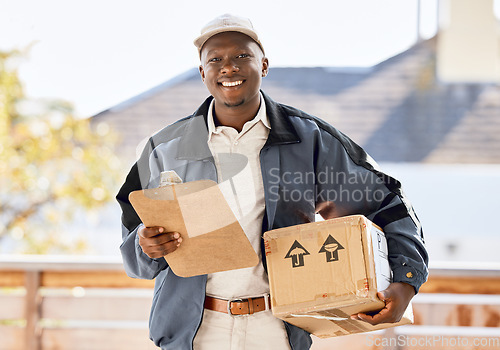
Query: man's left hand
350 282 415 325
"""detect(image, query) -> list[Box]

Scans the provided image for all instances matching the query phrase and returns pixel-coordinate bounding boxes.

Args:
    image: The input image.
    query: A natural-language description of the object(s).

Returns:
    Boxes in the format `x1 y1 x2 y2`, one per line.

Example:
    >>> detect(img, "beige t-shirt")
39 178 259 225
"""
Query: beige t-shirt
205 94 271 299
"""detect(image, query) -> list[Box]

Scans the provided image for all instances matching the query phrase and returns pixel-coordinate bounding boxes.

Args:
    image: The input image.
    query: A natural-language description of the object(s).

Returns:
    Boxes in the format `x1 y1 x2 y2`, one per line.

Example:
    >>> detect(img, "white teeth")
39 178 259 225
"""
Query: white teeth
221 80 243 87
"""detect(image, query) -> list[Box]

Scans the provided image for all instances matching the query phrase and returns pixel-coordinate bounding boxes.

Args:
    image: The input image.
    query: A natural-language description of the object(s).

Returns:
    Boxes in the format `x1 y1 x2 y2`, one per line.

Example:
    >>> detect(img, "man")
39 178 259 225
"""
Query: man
117 14 428 350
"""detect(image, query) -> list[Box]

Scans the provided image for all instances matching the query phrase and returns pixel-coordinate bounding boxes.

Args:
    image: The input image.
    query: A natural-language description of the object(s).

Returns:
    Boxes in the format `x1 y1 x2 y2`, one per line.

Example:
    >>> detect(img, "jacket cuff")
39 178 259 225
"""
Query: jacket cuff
392 263 425 294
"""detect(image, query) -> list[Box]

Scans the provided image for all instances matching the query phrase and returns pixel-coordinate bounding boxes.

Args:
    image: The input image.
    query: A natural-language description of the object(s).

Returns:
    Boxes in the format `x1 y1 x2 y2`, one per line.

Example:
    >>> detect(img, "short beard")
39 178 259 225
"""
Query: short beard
224 99 245 108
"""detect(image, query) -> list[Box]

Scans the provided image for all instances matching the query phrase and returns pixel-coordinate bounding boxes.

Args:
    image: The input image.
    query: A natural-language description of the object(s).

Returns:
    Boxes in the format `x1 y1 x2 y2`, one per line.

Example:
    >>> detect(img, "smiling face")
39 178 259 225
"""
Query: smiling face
199 31 268 127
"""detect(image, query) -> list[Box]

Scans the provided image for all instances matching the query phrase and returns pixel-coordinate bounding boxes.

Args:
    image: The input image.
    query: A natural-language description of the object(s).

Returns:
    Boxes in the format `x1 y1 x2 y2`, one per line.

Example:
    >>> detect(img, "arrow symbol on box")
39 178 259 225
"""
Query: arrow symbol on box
319 235 344 262
285 240 310 268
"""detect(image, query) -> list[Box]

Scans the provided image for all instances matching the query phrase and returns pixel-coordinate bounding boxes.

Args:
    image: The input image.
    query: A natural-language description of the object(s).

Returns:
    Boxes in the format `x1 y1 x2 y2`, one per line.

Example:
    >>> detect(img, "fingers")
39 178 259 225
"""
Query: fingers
351 306 399 325
138 226 183 259
139 226 166 238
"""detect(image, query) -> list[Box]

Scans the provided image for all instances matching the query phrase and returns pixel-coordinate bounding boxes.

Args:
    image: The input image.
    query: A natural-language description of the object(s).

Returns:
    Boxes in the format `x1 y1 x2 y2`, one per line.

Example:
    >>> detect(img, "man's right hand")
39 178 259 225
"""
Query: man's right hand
138 226 182 259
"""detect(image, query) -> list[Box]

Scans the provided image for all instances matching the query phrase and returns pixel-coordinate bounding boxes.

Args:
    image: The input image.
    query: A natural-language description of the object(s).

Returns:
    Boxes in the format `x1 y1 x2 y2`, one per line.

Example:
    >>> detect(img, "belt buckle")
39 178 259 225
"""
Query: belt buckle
227 298 244 316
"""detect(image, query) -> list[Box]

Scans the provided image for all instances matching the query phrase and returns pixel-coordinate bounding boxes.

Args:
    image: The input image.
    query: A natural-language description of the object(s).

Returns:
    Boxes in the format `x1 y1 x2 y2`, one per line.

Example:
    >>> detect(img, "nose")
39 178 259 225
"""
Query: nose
220 58 239 75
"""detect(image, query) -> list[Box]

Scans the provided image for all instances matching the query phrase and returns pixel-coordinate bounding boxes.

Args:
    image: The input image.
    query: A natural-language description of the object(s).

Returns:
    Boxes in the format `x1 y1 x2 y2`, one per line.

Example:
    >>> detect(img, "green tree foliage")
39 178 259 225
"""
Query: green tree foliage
0 49 121 254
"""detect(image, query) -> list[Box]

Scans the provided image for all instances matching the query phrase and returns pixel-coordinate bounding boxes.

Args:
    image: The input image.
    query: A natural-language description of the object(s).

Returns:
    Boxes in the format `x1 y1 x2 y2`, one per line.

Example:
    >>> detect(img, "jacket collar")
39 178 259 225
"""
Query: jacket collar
261 91 300 147
176 90 300 160
176 97 213 160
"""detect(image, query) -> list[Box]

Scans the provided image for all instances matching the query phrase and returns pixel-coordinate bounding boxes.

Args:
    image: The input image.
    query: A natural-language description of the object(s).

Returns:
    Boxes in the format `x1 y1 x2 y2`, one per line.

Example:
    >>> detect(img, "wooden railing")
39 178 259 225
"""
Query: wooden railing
1 256 500 350
0 255 154 350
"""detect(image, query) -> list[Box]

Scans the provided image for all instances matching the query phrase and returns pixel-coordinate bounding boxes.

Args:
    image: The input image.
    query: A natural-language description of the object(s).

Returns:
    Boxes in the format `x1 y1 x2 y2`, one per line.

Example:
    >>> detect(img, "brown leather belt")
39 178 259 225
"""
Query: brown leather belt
204 295 271 315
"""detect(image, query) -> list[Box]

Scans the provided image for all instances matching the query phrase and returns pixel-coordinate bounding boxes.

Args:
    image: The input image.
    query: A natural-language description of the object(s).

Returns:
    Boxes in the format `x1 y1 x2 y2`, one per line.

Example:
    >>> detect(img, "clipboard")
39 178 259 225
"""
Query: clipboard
129 180 259 277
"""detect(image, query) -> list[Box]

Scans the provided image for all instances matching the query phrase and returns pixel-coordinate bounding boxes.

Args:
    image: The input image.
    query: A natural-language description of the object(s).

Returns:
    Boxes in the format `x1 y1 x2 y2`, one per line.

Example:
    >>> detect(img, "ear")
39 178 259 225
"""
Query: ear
198 65 205 82
261 57 269 77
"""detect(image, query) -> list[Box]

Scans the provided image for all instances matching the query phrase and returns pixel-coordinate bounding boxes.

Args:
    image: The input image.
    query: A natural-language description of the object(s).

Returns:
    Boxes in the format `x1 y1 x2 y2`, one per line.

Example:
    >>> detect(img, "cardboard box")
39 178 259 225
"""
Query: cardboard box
263 215 413 338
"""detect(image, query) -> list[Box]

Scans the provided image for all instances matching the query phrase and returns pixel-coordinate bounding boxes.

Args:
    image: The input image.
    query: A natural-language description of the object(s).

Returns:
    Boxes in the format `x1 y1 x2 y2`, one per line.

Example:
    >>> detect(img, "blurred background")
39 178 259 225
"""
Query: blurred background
1 0 500 349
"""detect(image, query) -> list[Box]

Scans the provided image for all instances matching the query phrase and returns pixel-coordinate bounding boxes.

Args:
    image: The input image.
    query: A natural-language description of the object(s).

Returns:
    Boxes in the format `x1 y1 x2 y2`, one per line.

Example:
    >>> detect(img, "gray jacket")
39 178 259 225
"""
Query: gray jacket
117 92 428 350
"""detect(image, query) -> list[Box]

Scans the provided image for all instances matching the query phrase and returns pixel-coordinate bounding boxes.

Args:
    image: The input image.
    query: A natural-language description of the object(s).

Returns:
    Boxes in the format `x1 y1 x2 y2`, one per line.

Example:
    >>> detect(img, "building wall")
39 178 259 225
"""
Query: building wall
437 0 500 82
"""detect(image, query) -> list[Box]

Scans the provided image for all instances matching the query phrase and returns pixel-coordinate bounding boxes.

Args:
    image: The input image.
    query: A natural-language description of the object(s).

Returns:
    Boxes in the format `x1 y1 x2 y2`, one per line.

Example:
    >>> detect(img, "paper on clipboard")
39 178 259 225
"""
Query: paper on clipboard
128 179 259 277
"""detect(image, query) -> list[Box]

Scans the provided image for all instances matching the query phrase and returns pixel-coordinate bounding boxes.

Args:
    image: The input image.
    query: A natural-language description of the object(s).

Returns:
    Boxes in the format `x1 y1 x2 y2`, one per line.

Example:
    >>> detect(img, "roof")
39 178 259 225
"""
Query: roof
93 37 500 164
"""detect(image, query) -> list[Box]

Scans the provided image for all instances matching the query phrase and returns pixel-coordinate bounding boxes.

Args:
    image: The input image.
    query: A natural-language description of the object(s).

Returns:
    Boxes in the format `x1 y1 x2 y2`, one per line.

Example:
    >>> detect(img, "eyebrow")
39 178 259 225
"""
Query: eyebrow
205 49 218 56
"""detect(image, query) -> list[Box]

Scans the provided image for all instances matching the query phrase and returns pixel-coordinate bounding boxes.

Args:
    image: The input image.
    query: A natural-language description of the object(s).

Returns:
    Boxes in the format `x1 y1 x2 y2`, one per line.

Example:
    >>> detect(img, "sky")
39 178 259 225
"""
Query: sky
0 0 487 118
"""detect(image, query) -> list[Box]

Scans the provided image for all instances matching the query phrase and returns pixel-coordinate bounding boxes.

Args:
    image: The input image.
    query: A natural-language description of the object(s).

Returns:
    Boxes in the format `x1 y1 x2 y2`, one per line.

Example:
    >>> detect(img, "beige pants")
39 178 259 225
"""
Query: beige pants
193 309 291 350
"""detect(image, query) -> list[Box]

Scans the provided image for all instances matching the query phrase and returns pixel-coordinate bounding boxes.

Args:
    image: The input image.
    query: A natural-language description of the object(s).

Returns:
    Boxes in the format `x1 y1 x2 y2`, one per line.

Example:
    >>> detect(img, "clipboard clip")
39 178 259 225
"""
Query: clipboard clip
159 170 183 187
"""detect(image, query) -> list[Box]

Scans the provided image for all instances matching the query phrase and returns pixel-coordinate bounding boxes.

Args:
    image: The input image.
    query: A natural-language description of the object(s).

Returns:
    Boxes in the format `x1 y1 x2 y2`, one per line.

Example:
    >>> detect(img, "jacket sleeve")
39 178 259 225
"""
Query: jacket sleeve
119 223 168 279
315 135 429 293
365 185 428 293
116 142 168 280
